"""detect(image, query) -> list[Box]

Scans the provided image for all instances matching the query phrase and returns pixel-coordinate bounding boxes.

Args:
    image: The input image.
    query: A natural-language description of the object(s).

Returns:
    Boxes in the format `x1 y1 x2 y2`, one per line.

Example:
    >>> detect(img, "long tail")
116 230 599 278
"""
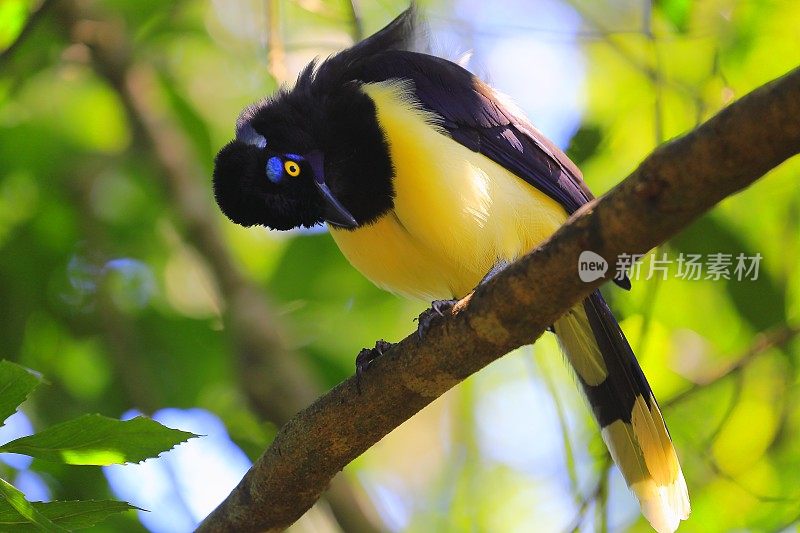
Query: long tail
553 290 690 533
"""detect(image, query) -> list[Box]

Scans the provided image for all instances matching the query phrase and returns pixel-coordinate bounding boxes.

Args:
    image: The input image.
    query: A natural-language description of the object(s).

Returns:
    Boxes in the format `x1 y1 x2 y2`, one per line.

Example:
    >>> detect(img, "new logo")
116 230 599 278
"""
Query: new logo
578 251 608 283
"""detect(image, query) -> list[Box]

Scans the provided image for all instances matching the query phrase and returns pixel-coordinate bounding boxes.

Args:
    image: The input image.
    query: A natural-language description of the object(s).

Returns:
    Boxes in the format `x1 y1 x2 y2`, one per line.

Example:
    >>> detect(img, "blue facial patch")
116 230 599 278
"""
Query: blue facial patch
285 153 304 162
266 157 284 184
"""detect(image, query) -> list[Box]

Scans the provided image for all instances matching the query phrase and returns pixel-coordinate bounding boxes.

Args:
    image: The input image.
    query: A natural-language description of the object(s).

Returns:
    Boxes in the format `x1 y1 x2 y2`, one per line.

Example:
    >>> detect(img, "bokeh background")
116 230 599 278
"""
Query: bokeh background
1 0 799 531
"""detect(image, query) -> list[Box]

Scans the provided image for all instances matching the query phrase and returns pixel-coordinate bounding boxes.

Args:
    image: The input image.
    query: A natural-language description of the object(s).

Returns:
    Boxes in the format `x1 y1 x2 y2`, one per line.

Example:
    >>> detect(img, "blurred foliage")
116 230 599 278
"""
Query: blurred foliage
0 0 798 532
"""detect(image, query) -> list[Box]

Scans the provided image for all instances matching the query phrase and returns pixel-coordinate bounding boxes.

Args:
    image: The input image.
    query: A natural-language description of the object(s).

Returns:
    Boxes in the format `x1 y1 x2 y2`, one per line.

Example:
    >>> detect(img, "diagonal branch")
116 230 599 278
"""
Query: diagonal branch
197 65 800 532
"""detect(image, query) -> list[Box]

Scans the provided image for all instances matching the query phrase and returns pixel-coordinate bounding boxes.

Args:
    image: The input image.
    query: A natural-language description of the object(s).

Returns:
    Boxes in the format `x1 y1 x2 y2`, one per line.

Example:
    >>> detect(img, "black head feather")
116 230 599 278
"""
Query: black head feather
212 7 421 231
212 141 323 230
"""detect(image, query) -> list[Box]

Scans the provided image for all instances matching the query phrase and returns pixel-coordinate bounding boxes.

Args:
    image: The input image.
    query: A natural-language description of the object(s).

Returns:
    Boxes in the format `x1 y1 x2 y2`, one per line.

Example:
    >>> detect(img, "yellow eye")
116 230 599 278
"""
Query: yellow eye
284 160 301 177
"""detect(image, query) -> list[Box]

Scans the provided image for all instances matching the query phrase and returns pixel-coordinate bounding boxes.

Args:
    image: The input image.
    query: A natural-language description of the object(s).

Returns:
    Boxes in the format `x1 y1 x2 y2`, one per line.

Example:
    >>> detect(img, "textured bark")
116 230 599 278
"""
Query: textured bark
197 66 800 532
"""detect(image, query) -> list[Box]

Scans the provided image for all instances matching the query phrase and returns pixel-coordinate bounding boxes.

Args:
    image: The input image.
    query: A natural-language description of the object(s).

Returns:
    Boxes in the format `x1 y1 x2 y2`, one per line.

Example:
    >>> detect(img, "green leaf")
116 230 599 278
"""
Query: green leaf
0 360 41 426
656 0 691 33
0 477 67 532
0 0 28 51
0 498 138 531
0 414 197 465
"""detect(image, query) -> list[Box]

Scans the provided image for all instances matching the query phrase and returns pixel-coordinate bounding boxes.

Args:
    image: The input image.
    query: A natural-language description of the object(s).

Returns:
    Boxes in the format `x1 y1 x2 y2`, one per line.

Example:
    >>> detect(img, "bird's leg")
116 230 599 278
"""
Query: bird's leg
356 339 394 393
416 259 515 340
478 259 511 285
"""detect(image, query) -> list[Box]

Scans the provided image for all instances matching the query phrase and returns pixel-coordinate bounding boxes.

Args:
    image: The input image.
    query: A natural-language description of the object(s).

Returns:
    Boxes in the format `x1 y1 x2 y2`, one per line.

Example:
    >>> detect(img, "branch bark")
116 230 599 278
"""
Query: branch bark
197 65 800 532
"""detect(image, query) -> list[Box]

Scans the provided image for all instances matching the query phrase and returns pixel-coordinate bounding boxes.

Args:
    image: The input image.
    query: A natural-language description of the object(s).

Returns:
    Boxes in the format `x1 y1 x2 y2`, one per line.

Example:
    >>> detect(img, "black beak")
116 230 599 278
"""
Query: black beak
305 150 358 229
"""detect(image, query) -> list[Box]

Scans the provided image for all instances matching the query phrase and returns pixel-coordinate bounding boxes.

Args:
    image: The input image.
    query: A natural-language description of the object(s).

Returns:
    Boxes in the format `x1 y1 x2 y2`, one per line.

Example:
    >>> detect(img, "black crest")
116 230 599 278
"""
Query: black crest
297 4 425 93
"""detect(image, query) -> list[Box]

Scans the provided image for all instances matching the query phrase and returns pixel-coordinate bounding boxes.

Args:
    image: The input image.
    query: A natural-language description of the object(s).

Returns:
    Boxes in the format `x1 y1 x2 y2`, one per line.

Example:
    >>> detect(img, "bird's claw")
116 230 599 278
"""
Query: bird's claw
356 339 394 393
416 299 458 340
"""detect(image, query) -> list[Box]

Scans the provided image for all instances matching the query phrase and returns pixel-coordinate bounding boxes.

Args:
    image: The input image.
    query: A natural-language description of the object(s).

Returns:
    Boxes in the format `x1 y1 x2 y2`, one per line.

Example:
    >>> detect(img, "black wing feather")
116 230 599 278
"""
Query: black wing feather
351 50 591 214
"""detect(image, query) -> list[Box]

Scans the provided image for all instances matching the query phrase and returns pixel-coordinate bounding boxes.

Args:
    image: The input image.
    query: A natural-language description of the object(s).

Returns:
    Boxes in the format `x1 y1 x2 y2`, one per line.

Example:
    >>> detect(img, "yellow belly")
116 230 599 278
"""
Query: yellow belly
329 81 569 300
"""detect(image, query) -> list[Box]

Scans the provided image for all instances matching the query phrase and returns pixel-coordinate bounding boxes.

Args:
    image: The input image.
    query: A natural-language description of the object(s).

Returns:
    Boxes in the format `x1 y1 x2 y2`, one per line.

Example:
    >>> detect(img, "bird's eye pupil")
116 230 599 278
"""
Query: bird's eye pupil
284 161 301 177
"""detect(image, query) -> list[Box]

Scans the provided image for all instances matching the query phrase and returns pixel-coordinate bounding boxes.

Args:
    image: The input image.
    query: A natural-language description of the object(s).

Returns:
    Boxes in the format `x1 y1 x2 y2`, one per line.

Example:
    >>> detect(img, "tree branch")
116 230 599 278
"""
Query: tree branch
197 65 800 532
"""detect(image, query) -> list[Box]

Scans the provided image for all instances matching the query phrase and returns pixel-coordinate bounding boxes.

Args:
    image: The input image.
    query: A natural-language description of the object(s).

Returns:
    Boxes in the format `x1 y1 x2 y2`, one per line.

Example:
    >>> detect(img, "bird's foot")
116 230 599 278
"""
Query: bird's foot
415 299 458 340
356 339 394 393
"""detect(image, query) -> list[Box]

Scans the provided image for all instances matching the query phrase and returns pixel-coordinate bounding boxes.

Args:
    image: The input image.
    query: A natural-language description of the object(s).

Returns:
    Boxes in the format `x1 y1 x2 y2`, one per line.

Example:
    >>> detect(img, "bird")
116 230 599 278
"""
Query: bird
212 6 690 532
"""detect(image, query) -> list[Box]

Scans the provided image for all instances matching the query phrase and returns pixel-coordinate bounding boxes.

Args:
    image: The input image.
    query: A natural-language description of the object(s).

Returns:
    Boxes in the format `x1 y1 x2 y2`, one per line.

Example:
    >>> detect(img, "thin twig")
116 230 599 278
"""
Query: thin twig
633 1 666 361
665 325 800 407
528 349 580 498
266 0 288 83
566 0 697 99
596 465 609 533
564 459 611 533
344 0 364 42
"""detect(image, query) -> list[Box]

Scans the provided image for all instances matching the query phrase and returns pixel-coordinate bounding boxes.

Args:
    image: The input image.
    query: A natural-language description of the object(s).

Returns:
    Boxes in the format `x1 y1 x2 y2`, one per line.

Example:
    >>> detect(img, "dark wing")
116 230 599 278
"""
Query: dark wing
350 49 593 215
